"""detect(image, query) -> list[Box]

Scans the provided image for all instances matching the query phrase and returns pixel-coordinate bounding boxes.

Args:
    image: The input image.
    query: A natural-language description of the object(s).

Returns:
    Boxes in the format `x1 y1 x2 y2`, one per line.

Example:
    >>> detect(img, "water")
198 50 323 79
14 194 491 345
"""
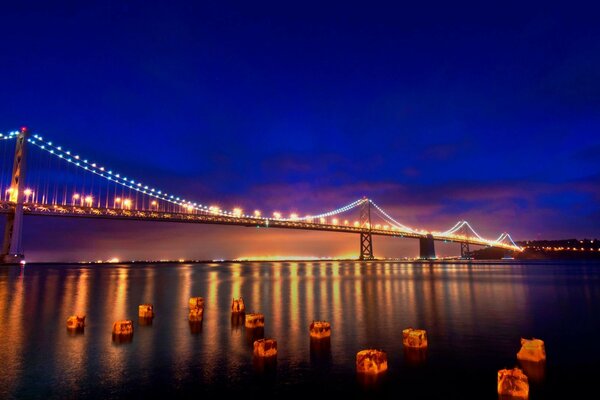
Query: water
1 261 599 399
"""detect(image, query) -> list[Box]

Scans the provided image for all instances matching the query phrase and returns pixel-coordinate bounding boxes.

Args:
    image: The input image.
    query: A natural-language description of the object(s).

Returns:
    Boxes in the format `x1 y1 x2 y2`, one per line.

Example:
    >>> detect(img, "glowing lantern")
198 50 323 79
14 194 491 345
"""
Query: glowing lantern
253 338 277 358
402 327 428 348
138 304 154 319
497 368 529 398
189 307 204 322
188 297 204 310
66 315 85 331
245 313 265 328
231 297 245 313
517 338 546 363
356 349 388 374
309 320 331 339
112 320 133 336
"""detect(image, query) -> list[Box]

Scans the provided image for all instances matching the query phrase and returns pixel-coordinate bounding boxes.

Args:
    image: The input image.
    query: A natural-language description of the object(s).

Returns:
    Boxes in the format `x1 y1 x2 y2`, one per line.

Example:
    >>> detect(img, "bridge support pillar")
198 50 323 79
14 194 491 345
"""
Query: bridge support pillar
359 198 374 260
1 127 28 264
419 234 436 260
460 242 471 259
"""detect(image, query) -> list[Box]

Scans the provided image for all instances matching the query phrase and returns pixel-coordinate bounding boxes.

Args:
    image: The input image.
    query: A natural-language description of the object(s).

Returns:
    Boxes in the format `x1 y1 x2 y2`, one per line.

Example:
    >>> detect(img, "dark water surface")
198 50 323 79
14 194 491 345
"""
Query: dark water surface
1 261 599 399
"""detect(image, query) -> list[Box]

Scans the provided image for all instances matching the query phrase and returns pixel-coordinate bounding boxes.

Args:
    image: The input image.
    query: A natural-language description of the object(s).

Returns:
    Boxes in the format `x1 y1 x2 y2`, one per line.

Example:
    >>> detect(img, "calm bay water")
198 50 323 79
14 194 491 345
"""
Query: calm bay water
1 261 599 399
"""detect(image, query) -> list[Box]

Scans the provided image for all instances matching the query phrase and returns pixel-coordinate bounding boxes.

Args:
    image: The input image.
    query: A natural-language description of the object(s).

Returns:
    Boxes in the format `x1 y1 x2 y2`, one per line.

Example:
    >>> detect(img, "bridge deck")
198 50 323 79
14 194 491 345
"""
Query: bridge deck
0 201 519 251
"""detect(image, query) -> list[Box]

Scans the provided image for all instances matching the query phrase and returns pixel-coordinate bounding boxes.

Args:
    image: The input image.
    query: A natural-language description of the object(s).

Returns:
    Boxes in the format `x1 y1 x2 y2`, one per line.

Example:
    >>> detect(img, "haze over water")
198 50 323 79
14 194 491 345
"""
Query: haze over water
1 261 599 398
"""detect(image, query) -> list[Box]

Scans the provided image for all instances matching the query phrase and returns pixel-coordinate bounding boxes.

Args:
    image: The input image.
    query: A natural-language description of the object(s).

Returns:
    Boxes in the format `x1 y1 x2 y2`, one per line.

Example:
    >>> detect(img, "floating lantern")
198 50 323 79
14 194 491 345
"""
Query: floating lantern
497 368 529 398
309 320 331 339
112 320 134 336
231 297 245 313
253 338 277 358
138 304 154 319
516 338 546 363
245 313 265 328
402 327 428 349
356 349 388 374
189 297 204 310
66 315 85 331
189 307 204 322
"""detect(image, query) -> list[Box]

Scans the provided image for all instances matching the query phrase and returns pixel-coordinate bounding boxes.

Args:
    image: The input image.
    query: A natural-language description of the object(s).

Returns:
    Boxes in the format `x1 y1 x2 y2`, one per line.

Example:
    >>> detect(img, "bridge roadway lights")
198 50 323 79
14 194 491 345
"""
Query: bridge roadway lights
419 234 436 260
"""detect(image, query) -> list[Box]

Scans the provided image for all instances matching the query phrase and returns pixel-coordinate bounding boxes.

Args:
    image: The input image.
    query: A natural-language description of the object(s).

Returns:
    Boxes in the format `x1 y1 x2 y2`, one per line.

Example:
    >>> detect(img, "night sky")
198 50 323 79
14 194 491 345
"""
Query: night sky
1 2 599 261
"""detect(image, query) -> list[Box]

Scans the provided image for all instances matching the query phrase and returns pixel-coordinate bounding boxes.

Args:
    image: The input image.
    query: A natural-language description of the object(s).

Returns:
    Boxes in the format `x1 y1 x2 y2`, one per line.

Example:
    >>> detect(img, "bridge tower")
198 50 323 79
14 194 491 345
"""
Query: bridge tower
459 224 471 259
359 198 374 260
1 127 29 264
419 234 436 259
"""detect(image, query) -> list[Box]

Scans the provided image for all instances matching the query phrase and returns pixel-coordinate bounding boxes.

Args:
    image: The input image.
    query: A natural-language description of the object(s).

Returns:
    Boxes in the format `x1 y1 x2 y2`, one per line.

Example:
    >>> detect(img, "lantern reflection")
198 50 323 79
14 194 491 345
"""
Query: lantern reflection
404 347 427 365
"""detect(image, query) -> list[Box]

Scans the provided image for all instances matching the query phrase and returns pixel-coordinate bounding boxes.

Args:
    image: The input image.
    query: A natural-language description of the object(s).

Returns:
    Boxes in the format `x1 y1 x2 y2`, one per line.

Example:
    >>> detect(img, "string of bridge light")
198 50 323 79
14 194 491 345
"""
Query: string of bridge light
0 131 19 140
494 232 519 247
368 200 415 232
26 135 228 215
3 130 523 248
439 220 486 241
22 132 372 222
293 198 366 221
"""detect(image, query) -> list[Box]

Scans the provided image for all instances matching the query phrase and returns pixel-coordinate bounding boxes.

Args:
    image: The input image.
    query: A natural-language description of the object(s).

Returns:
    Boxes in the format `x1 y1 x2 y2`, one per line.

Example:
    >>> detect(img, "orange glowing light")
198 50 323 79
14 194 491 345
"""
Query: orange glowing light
517 338 546 363
309 320 331 339
402 328 428 349
245 313 265 328
253 338 277 358
356 349 388 374
497 368 529 398
231 297 245 313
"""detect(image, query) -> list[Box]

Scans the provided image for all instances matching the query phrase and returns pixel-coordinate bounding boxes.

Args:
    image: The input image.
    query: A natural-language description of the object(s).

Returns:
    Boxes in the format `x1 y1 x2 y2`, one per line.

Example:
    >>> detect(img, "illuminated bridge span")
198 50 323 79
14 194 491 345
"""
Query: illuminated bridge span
0 128 521 263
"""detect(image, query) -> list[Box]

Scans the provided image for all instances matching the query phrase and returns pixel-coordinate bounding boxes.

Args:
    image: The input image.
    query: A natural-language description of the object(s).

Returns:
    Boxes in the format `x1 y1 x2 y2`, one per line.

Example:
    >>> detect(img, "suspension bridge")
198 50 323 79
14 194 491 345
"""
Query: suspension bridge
0 128 521 264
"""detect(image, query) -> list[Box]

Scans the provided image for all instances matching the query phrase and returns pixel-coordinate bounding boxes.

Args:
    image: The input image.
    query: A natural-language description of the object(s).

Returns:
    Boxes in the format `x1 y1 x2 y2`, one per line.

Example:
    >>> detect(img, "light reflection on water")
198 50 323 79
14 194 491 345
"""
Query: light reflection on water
0 261 599 398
